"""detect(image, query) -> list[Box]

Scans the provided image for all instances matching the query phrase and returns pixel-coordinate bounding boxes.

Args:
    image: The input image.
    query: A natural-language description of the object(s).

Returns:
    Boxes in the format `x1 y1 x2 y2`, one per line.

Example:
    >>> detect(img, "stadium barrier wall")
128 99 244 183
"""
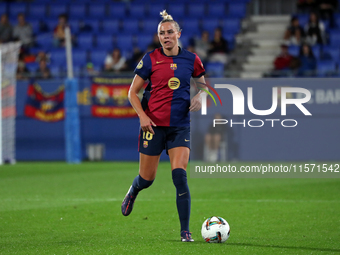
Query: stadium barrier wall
16 78 340 161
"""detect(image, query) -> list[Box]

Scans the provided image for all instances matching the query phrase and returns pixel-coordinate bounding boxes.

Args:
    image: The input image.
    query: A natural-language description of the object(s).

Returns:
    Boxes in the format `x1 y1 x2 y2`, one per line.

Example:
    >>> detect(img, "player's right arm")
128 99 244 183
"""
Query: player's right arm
128 74 156 135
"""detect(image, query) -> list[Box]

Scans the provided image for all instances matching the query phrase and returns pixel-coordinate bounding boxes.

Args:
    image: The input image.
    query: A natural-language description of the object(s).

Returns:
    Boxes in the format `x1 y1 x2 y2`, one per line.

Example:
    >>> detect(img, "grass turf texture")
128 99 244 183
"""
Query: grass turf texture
0 162 340 255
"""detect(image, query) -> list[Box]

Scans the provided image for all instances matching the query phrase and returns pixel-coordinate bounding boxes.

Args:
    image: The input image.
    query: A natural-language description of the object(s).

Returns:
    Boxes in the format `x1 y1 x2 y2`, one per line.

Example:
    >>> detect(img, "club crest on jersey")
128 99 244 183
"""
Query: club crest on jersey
143 141 148 148
170 63 177 70
168 77 180 90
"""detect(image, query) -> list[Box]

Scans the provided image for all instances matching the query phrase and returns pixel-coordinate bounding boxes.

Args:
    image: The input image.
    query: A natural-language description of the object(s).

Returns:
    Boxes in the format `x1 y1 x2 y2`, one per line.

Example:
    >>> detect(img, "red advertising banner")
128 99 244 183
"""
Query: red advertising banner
91 77 137 118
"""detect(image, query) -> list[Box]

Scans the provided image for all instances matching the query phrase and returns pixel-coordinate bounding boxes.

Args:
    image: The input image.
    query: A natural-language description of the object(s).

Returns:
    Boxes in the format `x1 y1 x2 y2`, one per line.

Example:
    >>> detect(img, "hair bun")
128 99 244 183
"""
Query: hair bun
160 10 173 21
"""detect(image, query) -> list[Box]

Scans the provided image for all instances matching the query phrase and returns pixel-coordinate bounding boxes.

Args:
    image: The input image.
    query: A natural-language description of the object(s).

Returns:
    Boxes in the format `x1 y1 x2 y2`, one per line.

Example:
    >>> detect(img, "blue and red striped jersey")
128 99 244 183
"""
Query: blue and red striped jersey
134 47 205 127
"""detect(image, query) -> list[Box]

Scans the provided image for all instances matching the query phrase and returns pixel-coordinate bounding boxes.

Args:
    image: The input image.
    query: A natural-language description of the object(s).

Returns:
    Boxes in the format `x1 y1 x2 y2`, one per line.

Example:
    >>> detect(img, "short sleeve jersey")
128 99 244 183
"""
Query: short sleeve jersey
134 47 205 127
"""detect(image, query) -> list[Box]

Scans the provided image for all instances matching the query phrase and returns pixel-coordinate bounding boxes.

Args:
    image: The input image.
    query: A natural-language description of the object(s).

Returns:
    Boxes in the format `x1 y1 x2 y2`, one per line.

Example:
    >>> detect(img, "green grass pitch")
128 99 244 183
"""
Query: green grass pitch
1 162 340 254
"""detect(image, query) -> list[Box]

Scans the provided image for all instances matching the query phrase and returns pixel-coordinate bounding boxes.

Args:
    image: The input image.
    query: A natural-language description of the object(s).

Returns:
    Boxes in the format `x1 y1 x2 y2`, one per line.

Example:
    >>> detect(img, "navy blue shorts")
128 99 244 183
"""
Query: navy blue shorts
139 126 190 156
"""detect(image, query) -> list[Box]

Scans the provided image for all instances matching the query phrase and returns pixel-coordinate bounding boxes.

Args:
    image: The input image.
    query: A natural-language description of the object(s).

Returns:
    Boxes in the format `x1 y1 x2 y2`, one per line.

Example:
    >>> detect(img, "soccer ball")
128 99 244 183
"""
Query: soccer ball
201 216 230 243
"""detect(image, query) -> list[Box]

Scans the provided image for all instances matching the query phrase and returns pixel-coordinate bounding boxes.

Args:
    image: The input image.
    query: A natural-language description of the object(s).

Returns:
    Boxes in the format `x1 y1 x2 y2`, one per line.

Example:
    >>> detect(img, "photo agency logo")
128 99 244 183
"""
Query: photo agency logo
198 83 312 128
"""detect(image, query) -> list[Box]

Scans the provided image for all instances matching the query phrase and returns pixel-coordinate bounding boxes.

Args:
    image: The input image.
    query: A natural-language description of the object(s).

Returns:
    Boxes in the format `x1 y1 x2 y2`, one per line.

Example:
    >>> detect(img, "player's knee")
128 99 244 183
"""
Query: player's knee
172 168 187 187
137 174 154 189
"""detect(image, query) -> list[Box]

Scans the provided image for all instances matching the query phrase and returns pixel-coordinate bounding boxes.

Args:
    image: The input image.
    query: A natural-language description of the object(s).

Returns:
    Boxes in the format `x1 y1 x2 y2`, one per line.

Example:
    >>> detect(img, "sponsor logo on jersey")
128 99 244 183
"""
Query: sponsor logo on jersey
170 63 177 70
168 77 180 90
137 60 143 69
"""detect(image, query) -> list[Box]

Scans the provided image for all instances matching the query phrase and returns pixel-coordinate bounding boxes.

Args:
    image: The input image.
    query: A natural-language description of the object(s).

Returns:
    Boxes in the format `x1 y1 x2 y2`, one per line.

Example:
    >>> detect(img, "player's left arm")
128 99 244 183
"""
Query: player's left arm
190 76 207 112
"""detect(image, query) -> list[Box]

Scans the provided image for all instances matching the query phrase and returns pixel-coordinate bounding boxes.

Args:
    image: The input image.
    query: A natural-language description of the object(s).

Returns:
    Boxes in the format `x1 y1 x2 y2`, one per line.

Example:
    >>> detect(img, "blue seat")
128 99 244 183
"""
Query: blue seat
77 34 94 50
321 46 340 60
0 3 7 14
8 3 27 17
50 49 66 65
288 45 299 56
329 32 340 46
148 3 167 17
205 62 224 77
44 19 57 32
48 3 68 17
208 3 226 18
143 19 159 33
115 35 133 51
122 19 140 33
96 34 114 50
297 14 309 26
168 4 186 18
28 4 46 19
223 33 235 51
102 19 120 33
28 20 41 34
88 3 106 17
35 34 53 50
136 35 153 51
90 50 109 67
222 18 240 34
201 19 220 34
68 20 80 34
317 61 337 76
311 45 321 59
129 4 146 18
187 3 205 17
228 3 247 18
49 66 60 78
179 34 192 48
72 49 88 67
69 4 87 18
108 3 126 18
181 19 200 36
81 19 101 33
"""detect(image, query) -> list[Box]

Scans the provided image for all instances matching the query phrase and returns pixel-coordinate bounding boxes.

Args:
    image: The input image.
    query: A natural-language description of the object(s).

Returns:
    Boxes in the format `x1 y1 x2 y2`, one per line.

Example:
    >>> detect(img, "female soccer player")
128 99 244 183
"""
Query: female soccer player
121 10 206 242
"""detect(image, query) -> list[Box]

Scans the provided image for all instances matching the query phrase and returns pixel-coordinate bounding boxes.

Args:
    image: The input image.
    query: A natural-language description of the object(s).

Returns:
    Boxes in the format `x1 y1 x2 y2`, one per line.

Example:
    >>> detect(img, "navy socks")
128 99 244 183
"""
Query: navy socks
172 168 191 232
129 175 154 197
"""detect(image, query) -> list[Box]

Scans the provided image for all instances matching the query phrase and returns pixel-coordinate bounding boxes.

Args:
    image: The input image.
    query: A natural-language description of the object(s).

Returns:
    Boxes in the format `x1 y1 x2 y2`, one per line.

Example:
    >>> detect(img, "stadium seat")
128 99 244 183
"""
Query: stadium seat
321 46 340 60
68 20 80 35
108 3 127 18
35 34 53 50
207 3 226 18
142 19 159 33
50 49 66 66
222 18 241 35
179 34 192 48
129 4 147 18
205 62 224 77
81 19 101 33
148 3 167 17
181 19 200 36
90 50 109 67
48 3 68 17
44 19 57 32
187 3 205 17
88 3 106 17
49 66 60 78
311 45 321 59
0 3 7 14
28 20 41 35
223 33 235 51
121 19 140 33
297 14 309 26
96 34 114 50
168 4 186 18
288 45 299 56
228 3 247 18
77 34 94 50
8 3 27 17
69 4 87 18
72 49 88 67
201 19 220 34
136 35 153 51
115 35 134 51
102 19 120 33
317 61 337 76
329 32 340 46
28 4 46 19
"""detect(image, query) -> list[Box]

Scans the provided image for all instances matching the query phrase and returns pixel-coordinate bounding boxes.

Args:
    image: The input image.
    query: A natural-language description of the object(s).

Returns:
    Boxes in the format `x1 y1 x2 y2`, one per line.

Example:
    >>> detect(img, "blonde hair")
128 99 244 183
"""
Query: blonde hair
158 10 181 32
